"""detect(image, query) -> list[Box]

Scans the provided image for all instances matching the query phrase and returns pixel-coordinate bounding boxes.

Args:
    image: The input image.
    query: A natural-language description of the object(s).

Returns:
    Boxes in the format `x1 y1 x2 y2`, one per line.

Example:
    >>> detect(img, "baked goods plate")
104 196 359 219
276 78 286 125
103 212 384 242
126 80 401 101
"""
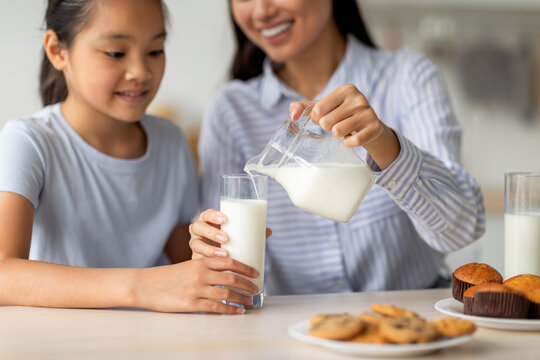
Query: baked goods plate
435 297 540 331
288 320 472 358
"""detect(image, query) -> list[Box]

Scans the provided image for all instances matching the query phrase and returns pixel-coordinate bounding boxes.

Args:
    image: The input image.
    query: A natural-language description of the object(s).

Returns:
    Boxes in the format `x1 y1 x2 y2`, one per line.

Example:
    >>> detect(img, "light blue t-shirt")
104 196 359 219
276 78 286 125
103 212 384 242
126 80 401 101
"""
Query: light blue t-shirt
0 103 199 268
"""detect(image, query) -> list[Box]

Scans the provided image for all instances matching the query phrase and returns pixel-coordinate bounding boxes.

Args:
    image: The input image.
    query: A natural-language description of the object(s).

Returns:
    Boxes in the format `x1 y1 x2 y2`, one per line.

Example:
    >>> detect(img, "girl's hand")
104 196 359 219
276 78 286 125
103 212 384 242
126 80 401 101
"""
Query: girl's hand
189 209 272 259
289 84 400 170
134 257 260 314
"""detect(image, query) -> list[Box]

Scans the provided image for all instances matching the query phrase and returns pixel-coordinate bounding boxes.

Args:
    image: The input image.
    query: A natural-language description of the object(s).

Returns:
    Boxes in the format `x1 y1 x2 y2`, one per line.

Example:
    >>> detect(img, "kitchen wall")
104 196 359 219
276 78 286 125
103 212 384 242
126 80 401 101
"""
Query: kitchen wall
2 0 540 274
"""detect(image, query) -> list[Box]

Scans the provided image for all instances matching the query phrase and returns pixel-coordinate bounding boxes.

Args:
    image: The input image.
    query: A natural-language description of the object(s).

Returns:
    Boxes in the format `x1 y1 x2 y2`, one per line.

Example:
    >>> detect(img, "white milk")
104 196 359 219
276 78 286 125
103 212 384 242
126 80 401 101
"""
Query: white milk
245 162 374 222
220 199 267 294
504 212 540 278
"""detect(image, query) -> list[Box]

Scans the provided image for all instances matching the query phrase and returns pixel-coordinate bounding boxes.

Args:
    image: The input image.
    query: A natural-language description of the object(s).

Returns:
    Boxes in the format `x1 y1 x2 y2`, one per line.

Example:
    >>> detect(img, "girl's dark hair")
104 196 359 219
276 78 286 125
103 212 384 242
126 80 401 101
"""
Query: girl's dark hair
230 0 376 81
39 0 169 107
40 0 95 106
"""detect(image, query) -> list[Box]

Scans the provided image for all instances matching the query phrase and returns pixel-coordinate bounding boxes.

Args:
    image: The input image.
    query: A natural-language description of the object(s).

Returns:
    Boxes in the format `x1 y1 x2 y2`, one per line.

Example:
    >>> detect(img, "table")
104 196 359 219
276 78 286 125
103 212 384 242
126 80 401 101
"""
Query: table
0 288 538 359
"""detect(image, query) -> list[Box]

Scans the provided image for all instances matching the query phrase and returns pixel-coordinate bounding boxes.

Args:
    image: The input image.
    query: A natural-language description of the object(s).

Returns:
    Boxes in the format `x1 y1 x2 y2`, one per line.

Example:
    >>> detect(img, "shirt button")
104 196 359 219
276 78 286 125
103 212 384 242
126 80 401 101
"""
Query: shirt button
388 181 397 190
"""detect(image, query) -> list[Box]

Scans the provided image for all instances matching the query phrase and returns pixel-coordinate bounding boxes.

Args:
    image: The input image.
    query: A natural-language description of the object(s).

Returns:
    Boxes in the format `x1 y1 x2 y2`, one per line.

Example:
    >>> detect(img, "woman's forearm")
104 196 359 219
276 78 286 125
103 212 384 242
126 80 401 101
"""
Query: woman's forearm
0 258 137 309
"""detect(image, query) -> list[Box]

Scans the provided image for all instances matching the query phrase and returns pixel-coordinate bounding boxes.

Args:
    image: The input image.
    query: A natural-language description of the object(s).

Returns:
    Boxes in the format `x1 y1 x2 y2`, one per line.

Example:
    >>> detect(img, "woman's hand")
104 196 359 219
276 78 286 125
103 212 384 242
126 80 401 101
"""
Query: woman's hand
133 257 260 314
289 84 400 170
189 209 272 259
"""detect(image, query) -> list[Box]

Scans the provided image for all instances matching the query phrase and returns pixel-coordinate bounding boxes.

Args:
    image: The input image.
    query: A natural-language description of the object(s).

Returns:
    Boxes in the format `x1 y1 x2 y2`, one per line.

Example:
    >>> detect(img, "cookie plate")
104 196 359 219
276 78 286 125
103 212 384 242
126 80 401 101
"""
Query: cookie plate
288 320 472 358
435 297 540 331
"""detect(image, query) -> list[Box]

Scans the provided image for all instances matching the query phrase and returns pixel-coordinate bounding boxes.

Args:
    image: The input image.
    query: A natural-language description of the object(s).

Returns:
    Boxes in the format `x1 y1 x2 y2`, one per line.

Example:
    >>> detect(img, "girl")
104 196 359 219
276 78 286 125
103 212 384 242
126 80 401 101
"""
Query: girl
0 0 258 314
189 0 486 295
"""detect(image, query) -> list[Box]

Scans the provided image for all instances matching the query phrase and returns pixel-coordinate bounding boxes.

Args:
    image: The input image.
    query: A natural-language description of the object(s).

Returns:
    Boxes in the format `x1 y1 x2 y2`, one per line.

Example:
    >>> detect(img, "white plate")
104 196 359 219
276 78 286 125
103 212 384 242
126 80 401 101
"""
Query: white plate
288 320 472 358
435 297 540 331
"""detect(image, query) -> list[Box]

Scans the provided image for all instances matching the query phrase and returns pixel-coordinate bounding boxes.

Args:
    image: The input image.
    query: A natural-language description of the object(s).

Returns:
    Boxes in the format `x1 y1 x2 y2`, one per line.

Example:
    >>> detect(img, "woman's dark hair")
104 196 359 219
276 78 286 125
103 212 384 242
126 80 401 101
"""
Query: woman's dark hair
39 0 169 107
40 0 96 106
230 0 376 81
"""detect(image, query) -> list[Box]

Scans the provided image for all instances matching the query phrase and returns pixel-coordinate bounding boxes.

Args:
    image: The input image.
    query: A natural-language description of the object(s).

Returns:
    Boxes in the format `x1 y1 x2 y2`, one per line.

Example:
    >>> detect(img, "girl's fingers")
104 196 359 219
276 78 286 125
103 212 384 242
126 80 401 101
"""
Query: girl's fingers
198 209 227 226
189 219 228 245
194 298 246 314
206 257 260 280
190 237 227 258
207 268 260 295
205 285 254 306
265 227 272 239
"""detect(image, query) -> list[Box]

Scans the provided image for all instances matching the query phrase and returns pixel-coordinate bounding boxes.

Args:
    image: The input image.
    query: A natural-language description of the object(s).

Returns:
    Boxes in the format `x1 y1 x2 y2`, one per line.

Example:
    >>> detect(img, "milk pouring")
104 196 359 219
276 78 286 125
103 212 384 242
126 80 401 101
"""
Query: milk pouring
245 109 375 222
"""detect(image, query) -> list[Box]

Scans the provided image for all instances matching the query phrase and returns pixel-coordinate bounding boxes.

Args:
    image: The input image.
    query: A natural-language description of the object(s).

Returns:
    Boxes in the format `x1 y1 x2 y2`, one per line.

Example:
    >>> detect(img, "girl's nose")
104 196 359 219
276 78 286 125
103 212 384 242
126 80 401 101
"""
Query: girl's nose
125 56 152 82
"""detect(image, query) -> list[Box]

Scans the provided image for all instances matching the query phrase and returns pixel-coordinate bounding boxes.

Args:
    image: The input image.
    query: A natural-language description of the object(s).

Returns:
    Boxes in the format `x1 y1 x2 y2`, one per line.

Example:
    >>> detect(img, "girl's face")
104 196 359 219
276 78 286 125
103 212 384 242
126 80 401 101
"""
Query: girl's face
62 0 166 124
231 0 334 63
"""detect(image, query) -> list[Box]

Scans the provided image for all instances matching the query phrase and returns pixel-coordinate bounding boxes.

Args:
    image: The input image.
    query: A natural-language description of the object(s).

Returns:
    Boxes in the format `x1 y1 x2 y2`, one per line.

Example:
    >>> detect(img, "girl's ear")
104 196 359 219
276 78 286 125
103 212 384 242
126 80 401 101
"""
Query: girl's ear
43 30 68 71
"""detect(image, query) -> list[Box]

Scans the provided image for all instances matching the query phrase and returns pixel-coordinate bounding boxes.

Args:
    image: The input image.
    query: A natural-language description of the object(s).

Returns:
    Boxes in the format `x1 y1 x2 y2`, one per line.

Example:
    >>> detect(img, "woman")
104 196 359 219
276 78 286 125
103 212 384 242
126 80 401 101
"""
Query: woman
189 0 485 295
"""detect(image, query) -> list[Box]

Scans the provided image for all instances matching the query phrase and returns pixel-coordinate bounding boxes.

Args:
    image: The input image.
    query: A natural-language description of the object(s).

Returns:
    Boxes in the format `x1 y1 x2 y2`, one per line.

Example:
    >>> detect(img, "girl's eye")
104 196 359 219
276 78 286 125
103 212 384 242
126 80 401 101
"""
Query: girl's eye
149 49 164 57
105 52 125 58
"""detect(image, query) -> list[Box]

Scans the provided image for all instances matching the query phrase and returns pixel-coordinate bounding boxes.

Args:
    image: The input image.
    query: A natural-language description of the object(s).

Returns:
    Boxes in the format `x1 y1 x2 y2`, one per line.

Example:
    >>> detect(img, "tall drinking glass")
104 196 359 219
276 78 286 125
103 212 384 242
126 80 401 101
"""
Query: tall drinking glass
220 174 268 309
504 172 540 278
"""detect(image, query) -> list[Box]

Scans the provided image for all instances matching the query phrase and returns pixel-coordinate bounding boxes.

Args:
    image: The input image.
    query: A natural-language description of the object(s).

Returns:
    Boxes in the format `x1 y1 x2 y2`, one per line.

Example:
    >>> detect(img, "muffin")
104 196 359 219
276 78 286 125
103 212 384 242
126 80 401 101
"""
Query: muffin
470 283 529 319
462 285 479 315
452 263 503 302
503 274 540 293
525 288 540 319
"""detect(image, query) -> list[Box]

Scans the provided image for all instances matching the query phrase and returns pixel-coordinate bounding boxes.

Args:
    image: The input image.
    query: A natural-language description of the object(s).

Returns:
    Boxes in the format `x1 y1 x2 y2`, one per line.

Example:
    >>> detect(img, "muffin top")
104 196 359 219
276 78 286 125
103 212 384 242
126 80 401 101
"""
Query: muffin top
526 288 540 303
463 283 526 298
453 263 503 285
503 274 540 292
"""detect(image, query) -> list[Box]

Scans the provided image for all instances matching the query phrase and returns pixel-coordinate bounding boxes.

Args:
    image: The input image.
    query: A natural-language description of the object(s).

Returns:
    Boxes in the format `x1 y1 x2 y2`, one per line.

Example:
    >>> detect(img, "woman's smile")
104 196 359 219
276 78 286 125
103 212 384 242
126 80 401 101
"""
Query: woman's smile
259 20 293 44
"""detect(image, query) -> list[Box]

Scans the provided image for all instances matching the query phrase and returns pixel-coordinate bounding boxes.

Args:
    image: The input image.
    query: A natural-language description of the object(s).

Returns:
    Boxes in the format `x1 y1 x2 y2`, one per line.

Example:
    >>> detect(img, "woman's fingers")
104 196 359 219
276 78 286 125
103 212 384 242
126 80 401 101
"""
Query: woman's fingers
289 101 316 121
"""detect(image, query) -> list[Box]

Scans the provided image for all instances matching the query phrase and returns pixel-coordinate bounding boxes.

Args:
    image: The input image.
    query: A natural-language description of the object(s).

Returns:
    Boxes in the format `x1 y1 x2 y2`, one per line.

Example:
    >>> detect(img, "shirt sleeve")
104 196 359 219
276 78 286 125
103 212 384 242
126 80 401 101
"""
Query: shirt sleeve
0 121 46 208
198 94 246 211
367 53 486 253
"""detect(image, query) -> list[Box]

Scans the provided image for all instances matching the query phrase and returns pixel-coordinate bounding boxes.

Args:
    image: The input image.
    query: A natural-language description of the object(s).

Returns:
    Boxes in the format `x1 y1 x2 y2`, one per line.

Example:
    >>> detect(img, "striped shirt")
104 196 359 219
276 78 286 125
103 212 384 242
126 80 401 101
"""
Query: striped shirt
199 35 485 295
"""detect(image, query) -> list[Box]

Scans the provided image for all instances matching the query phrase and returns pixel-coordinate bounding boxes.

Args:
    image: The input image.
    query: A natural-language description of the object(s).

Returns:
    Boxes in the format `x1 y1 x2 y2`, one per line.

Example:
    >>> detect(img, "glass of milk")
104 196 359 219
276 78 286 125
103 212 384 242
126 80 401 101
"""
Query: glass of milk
220 174 268 309
504 172 540 278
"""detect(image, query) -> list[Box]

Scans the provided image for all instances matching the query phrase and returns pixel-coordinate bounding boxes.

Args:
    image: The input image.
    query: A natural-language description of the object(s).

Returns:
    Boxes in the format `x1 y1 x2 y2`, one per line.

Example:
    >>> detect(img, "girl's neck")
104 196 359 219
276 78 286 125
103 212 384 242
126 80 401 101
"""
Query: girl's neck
276 25 346 100
60 99 147 159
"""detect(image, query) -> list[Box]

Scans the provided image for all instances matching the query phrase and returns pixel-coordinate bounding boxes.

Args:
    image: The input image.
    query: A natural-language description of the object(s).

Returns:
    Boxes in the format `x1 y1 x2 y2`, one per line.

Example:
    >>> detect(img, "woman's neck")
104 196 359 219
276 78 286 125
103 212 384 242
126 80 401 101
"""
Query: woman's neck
276 25 347 100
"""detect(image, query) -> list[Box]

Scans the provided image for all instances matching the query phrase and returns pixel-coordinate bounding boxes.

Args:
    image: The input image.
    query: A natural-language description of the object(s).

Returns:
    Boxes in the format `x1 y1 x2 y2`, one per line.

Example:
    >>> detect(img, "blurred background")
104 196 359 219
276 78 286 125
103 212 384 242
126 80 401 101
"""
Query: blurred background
2 0 540 273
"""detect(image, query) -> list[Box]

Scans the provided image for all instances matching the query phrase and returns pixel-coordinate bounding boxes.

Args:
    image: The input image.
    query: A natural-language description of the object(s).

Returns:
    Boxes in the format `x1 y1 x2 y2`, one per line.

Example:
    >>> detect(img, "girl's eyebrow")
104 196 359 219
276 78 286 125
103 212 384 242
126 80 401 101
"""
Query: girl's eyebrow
98 30 167 41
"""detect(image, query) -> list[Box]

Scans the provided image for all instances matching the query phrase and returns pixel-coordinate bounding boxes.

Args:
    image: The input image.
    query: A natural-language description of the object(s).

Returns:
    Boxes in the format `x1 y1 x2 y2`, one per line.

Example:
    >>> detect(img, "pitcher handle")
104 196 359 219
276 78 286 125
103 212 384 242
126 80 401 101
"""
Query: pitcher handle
298 104 314 128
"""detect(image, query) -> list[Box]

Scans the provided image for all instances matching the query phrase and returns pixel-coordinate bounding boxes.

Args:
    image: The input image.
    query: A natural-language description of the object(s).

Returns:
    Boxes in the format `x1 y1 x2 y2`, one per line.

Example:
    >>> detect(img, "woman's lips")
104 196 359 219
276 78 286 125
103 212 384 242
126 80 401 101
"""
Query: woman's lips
259 21 293 44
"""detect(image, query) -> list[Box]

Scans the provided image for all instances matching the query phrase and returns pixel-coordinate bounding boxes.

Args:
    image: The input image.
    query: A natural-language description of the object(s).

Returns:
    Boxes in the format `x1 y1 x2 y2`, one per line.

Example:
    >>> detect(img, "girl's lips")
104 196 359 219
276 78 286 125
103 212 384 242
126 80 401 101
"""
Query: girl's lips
116 89 149 103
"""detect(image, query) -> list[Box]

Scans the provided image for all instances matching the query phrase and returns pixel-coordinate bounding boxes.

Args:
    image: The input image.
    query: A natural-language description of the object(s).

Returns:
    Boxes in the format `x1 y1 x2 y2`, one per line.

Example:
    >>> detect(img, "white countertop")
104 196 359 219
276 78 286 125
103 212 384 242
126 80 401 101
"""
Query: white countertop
0 288 538 360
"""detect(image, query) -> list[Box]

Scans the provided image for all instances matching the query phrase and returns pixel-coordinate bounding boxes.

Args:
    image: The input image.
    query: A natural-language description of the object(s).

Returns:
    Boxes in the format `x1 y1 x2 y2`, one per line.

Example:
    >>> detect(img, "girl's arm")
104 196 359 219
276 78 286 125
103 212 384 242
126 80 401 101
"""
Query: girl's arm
0 192 259 314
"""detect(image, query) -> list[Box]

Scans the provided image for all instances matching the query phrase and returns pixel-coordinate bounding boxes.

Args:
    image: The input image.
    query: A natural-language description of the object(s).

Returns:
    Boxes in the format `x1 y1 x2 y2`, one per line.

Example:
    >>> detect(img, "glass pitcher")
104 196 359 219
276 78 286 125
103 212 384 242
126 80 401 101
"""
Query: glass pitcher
245 106 375 222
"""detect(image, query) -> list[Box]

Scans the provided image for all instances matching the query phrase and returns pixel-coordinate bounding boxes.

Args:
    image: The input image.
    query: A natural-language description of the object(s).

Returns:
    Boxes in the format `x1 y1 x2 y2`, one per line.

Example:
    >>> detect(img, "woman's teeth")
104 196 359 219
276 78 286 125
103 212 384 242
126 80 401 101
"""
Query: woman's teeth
260 22 292 38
